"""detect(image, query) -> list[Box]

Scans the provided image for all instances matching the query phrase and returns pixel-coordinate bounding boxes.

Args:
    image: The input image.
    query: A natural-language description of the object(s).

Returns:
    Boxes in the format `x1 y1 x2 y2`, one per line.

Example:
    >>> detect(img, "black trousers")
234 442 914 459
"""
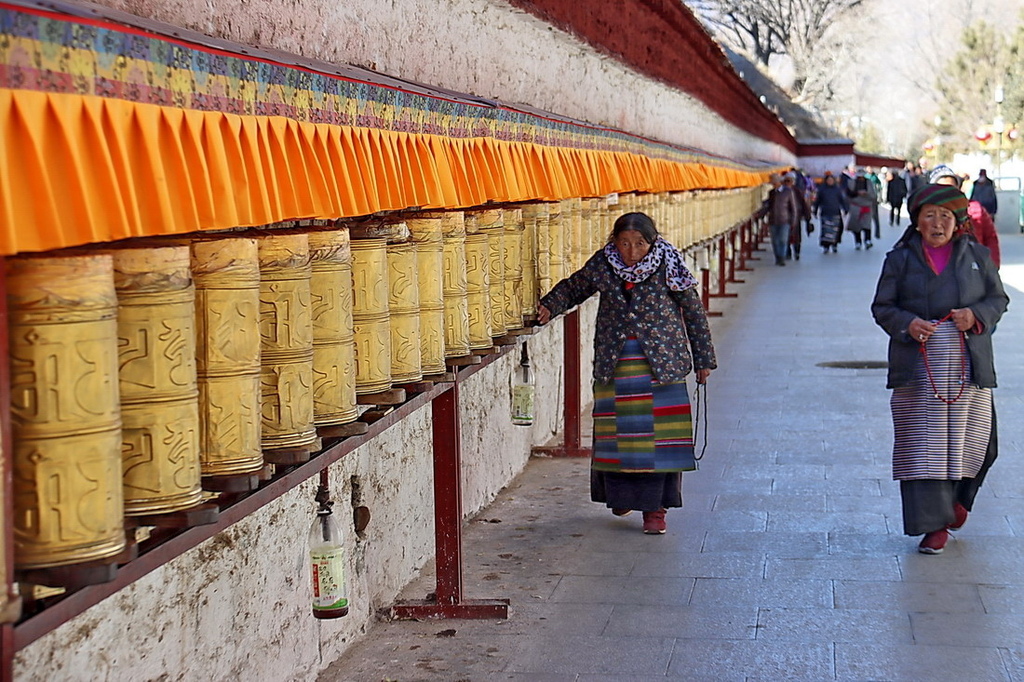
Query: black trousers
889 200 904 225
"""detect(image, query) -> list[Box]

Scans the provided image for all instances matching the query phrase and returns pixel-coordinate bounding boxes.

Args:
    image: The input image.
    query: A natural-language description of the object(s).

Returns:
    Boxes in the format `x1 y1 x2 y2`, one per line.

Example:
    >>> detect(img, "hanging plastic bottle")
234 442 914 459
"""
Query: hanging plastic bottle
511 342 534 426
308 486 349 619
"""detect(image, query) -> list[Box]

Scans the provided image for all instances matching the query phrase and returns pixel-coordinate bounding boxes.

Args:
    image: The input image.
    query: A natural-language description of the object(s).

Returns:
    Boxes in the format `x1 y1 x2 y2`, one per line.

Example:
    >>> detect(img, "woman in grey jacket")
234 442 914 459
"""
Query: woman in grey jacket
871 184 1009 554
538 212 717 535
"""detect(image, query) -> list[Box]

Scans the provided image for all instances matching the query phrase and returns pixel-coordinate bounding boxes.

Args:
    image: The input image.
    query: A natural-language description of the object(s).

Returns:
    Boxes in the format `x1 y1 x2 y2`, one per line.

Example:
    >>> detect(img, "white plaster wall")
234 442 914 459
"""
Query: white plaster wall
88 0 792 166
799 154 855 178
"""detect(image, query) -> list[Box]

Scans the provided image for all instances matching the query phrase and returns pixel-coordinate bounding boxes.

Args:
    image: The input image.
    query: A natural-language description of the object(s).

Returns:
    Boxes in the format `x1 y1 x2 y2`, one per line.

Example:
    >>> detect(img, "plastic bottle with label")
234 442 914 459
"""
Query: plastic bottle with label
309 507 349 619
511 342 534 426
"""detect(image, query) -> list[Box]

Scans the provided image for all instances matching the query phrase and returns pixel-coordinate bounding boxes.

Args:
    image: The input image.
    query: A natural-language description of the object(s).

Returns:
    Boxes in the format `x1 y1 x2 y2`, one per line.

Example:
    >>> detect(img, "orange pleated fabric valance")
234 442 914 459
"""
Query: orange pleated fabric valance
0 89 773 256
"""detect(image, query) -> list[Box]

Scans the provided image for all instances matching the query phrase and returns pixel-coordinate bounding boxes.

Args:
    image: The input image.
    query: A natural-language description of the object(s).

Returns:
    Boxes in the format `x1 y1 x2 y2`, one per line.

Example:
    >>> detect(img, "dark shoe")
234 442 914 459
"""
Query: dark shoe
866 241 874 250
611 508 632 517
832 246 838 253
948 503 968 531
823 247 829 254
642 510 667 534
795 252 800 260
855 243 862 250
918 529 949 554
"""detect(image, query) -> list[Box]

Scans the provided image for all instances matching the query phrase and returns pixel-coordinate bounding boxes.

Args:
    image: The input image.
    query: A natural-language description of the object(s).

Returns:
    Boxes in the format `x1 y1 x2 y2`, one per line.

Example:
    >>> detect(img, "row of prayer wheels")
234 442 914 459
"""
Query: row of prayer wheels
5 189 764 574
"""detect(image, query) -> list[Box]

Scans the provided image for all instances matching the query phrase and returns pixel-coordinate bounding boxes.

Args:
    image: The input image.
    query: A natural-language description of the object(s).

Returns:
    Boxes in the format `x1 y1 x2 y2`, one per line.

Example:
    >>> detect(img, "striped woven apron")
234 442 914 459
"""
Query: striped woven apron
592 338 695 473
891 320 992 480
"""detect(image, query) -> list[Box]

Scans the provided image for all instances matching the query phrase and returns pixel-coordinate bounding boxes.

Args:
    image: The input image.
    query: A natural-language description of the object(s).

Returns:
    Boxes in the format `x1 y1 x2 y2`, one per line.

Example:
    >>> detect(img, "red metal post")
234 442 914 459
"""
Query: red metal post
392 381 509 619
726 228 745 284
532 310 591 458
431 386 462 605
700 268 722 318
709 235 737 299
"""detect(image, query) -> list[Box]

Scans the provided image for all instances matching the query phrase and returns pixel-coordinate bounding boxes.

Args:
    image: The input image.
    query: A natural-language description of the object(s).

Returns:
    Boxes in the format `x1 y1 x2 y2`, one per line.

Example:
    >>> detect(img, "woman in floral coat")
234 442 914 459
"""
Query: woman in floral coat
537 212 717 534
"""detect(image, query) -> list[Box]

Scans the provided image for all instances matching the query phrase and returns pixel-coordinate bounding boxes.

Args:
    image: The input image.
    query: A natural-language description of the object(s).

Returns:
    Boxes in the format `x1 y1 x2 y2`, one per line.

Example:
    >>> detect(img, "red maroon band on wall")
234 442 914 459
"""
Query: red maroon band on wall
505 0 796 151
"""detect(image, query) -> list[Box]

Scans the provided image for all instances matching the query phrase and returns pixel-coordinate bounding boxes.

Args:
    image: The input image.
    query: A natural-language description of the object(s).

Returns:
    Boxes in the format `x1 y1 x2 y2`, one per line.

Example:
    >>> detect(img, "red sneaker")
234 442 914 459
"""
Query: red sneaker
918 529 949 554
642 510 666 534
948 503 968 531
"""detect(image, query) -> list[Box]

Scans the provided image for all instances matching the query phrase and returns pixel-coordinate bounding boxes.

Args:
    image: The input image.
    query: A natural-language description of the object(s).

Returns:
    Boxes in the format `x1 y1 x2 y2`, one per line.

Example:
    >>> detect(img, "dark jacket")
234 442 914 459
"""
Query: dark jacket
767 184 800 228
885 175 907 204
813 183 848 217
871 233 1008 389
970 178 998 215
539 251 716 384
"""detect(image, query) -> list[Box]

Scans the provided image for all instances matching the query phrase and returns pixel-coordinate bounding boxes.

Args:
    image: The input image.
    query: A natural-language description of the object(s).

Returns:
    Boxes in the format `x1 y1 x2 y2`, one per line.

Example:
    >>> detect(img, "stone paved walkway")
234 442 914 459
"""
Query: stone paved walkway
322 218 1024 681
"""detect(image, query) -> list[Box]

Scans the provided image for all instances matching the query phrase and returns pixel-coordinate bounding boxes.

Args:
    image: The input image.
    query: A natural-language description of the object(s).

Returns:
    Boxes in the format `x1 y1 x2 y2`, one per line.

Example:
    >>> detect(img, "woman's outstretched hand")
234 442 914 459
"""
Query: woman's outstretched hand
695 368 711 384
537 304 551 325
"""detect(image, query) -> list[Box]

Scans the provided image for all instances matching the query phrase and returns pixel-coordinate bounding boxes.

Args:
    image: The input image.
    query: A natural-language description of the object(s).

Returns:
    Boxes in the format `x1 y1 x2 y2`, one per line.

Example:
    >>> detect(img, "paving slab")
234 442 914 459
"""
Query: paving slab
320 223 1024 681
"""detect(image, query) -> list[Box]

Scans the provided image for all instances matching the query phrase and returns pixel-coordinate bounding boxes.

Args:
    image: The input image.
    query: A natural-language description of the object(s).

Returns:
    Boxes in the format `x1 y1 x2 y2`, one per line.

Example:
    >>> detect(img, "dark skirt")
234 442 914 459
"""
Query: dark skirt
591 470 682 511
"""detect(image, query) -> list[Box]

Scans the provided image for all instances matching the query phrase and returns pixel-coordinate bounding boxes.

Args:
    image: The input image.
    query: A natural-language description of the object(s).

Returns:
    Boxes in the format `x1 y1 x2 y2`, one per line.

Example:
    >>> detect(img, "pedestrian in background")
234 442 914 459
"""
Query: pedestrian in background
871 184 1008 554
885 169 907 227
537 212 717 535
766 172 800 266
866 166 882 238
813 172 847 253
970 169 998 218
785 172 811 260
846 172 875 250
930 165 1001 268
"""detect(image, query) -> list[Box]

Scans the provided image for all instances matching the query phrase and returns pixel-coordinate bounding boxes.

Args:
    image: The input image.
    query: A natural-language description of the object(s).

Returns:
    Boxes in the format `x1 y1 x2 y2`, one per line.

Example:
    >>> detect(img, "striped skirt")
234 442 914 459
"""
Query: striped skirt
891 321 992 481
592 338 695 473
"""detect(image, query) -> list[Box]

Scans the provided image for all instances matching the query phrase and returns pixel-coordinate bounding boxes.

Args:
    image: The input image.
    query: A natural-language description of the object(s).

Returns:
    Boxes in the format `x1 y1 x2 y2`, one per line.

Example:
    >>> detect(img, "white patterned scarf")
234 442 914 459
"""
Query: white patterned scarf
602 236 698 291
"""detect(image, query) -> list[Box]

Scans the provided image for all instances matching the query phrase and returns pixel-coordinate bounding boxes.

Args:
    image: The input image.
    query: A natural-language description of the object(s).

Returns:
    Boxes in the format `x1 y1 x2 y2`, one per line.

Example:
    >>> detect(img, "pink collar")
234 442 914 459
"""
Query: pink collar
922 241 953 274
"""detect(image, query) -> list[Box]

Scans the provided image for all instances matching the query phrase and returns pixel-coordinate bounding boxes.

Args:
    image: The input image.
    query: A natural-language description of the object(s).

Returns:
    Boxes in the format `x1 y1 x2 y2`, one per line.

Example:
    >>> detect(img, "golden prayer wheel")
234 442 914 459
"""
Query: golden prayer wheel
308 229 359 426
349 237 392 393
564 198 583 273
257 234 317 450
386 235 422 384
440 212 471 358
502 207 524 330
8 254 126 568
546 202 566 291
407 214 447 375
463 230 493 350
532 203 552 298
599 199 614 247
467 209 506 338
520 203 544 317
191 238 263 478
581 199 595 256
112 246 203 516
